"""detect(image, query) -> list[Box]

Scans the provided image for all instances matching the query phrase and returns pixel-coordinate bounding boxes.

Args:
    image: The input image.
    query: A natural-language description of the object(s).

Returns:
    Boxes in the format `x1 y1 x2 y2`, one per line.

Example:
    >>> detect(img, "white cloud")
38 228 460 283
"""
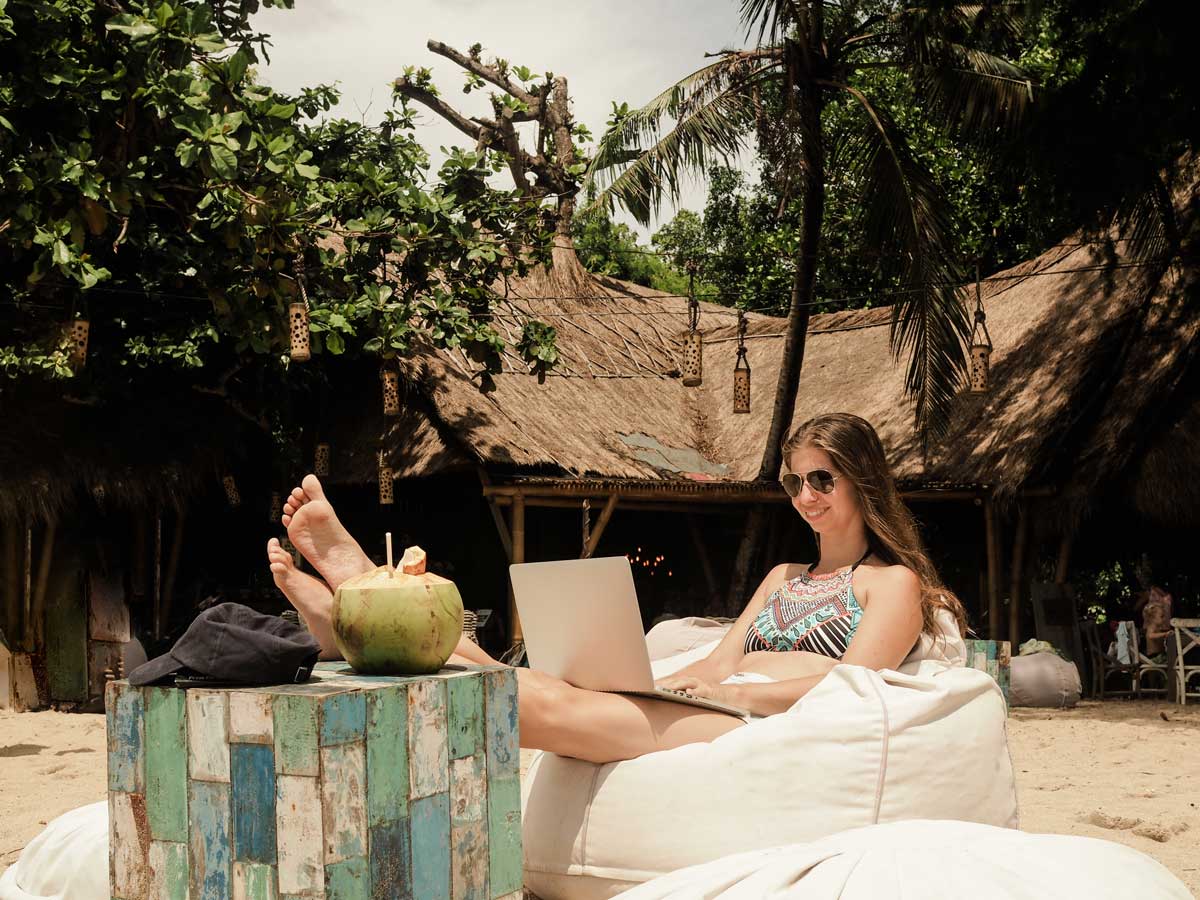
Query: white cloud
253 0 754 239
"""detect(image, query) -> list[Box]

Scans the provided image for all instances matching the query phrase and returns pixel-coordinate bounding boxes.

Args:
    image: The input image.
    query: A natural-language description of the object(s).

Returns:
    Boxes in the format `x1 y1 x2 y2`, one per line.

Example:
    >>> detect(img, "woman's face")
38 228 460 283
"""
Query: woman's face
786 444 862 536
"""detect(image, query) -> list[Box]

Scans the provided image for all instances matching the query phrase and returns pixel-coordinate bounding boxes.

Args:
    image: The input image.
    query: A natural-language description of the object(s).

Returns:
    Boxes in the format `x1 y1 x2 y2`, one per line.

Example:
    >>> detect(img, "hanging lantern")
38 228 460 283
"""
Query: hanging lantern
222 474 242 508
280 536 302 567
65 318 90 370
314 442 331 477
378 450 394 505
381 367 400 416
290 252 312 362
733 309 751 414
681 264 703 387
967 266 993 395
269 491 283 524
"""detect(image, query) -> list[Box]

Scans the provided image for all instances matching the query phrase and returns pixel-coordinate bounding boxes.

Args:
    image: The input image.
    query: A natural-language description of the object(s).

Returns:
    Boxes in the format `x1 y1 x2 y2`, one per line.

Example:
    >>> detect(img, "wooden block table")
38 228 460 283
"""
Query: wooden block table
965 639 1011 706
106 662 522 899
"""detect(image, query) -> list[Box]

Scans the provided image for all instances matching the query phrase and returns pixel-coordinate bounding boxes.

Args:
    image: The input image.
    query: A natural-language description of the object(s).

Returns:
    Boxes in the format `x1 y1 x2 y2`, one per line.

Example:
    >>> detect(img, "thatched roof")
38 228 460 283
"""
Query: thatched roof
351 180 1199 523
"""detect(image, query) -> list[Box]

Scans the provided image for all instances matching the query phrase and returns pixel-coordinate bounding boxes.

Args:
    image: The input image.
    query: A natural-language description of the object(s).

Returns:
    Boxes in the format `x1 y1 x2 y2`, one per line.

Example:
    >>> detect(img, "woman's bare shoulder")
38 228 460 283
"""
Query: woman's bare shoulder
854 562 921 605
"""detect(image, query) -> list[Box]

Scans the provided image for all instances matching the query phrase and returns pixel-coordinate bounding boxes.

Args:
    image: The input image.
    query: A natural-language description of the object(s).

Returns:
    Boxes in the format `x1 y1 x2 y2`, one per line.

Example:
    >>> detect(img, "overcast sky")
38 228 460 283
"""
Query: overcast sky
252 0 752 239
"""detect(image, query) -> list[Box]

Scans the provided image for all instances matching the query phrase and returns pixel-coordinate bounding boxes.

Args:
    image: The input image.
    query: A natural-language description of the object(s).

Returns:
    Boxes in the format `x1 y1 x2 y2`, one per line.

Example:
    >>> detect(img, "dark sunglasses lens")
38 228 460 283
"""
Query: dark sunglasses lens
810 470 836 493
781 473 801 497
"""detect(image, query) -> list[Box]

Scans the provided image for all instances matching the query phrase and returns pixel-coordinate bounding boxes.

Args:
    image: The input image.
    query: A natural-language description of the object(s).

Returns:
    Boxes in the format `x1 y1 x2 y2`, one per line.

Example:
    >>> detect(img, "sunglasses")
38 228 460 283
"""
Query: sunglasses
780 469 840 497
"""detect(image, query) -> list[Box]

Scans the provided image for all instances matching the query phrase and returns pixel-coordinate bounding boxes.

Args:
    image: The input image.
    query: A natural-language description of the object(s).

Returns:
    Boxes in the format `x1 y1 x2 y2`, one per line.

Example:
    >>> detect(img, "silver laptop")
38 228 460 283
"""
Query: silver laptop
509 556 749 718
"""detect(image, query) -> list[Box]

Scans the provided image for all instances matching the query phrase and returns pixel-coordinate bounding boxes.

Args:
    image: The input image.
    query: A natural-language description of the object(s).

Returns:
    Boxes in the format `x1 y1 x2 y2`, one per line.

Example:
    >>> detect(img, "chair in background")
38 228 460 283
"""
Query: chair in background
1130 621 1169 697
1169 618 1200 705
1079 619 1137 698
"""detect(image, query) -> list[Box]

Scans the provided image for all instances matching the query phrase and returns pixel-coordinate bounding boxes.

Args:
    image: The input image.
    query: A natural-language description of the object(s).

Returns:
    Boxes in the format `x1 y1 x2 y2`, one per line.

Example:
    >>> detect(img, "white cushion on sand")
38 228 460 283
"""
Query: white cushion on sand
522 646 1016 900
644 617 734 662
0 802 108 900
1010 652 1081 708
613 819 1191 900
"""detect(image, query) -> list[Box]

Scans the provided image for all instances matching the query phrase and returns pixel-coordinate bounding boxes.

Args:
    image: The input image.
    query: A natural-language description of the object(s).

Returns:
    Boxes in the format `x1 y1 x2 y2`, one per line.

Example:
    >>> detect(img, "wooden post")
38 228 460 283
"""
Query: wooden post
687 515 720 601
30 521 56 651
153 510 163 639
581 495 618 560
510 494 525 645
2 519 19 641
22 526 32 650
485 499 513 563
160 508 187 640
984 496 1000 640
1008 503 1029 647
1054 531 1074 584
581 499 590 557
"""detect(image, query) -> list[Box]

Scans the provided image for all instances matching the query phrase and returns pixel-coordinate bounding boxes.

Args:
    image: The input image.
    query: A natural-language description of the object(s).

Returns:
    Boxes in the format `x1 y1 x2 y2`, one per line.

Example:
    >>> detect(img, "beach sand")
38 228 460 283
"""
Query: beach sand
2 699 1198 894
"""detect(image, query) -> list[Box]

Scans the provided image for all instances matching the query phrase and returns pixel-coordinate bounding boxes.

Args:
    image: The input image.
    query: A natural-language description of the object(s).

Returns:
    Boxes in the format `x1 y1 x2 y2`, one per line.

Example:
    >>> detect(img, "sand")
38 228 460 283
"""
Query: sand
3 700 1198 894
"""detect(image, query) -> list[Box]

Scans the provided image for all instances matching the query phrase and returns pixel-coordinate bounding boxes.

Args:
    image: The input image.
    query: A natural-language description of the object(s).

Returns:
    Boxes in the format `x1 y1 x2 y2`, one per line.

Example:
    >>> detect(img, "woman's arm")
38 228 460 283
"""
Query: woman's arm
657 563 800 687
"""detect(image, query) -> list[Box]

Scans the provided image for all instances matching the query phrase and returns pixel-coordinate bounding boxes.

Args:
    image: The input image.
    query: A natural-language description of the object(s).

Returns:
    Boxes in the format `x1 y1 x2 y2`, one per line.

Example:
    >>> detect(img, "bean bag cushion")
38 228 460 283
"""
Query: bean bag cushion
644 617 735 662
522 651 1017 900
613 819 1191 899
1010 651 1081 708
0 803 108 900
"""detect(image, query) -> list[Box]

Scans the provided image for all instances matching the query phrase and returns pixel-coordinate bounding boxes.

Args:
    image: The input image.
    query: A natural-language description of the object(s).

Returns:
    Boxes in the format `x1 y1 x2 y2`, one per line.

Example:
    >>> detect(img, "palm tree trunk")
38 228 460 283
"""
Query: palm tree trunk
726 68 825 611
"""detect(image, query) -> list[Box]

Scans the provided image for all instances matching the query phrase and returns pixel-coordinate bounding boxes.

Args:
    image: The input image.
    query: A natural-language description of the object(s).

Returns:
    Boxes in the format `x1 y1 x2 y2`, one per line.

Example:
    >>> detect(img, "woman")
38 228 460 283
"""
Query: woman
268 413 965 764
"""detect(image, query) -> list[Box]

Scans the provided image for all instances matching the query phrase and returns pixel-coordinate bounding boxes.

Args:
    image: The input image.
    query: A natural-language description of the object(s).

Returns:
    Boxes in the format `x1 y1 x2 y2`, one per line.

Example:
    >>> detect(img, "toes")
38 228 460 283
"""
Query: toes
290 487 307 504
281 513 293 527
300 474 325 501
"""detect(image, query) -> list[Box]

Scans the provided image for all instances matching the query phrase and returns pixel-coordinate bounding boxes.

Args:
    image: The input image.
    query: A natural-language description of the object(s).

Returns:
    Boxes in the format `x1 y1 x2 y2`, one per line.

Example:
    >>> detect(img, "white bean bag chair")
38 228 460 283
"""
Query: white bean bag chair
1010 652 1081 708
644 617 735 662
522 615 1014 900
0 803 108 900
612 819 1191 899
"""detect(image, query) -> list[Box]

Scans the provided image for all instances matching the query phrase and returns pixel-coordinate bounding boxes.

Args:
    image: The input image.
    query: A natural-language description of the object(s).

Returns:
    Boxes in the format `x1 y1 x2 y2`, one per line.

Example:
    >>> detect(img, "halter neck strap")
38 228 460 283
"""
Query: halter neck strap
808 548 872 575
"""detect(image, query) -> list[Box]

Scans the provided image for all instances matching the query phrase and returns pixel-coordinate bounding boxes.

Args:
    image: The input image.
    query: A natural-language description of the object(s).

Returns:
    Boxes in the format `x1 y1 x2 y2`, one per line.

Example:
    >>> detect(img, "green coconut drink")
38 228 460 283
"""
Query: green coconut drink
331 545 464 674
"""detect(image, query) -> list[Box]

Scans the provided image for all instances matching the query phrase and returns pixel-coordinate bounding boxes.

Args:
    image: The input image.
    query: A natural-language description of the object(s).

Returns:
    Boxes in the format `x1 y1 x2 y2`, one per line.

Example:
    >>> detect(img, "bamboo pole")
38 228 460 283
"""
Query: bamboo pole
30 522 56 651
1008 503 1029 647
2 520 19 641
984 496 1000 640
581 495 619 559
160 509 186 640
510 494 525 645
485 498 514 561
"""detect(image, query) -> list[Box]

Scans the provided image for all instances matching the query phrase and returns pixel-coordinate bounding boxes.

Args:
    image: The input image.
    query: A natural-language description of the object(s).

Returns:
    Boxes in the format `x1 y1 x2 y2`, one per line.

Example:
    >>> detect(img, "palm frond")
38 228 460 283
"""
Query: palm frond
913 42 1032 135
583 54 780 224
740 0 803 46
838 82 972 439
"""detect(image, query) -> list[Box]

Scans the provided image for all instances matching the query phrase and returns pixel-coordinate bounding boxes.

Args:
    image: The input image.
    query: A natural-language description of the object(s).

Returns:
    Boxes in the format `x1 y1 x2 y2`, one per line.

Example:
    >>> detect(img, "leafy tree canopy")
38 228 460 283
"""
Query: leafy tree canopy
0 0 557 397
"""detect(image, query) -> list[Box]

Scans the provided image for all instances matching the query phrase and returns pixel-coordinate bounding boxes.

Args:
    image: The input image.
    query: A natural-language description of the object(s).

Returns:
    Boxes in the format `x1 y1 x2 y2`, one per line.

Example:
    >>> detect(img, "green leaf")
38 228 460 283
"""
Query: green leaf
325 331 345 354
209 144 237 179
266 102 297 119
176 141 200 167
227 50 250 86
105 15 159 38
0 113 12 134
294 162 319 179
52 240 71 266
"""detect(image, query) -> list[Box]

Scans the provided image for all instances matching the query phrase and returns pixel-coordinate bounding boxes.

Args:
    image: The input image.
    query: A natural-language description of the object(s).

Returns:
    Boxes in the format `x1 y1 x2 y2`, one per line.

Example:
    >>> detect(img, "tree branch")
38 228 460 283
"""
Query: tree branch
427 39 542 112
393 81 486 144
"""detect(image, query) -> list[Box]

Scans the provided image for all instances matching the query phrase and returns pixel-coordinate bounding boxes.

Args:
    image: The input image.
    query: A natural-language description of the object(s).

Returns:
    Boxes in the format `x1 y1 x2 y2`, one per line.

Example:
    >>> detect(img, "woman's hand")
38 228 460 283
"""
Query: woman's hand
655 675 733 704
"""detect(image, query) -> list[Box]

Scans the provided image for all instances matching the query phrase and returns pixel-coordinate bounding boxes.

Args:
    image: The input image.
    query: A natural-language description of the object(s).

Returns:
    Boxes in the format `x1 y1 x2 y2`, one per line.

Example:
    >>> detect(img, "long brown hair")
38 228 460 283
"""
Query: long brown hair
783 413 967 637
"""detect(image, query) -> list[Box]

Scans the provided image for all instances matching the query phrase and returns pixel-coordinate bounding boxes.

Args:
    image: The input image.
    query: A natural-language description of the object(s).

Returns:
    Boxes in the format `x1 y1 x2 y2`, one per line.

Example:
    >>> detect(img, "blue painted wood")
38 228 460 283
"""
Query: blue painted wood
189 780 232 900
320 689 367 746
484 668 518 780
409 792 450 900
367 684 409 826
324 856 368 900
106 681 144 793
369 818 412 900
231 743 277 864
448 673 483 760
487 775 523 898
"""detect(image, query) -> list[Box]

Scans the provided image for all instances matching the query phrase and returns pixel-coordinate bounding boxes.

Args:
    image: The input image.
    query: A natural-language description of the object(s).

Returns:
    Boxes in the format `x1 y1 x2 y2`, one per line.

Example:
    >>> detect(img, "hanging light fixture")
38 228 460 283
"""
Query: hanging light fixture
65 316 90 370
381 365 400 416
222 474 242 508
733 308 751 414
968 265 993 394
681 262 703 387
378 449 394 505
269 491 283 524
289 252 312 362
314 441 331 477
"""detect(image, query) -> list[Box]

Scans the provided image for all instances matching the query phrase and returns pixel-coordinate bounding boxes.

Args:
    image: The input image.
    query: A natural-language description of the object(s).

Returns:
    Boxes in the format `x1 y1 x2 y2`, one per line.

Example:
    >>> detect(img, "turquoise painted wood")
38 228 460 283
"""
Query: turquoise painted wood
231 743 277 864
108 665 519 899
966 639 1012 705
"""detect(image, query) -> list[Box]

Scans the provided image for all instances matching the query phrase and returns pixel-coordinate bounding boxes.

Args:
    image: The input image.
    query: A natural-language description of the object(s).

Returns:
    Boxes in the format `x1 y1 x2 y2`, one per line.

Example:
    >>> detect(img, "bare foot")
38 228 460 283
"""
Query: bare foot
268 537 340 660
283 475 375 590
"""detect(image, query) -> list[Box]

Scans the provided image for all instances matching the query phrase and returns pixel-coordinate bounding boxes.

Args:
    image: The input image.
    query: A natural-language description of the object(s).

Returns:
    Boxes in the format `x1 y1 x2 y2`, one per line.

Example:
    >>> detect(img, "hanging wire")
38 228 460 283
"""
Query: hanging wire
686 260 700 332
735 307 749 365
294 251 310 311
969 262 993 350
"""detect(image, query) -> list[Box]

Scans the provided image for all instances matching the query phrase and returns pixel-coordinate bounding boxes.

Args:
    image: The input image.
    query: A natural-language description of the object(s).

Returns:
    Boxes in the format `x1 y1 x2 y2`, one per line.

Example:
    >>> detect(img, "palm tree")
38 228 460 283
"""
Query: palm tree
584 0 1032 605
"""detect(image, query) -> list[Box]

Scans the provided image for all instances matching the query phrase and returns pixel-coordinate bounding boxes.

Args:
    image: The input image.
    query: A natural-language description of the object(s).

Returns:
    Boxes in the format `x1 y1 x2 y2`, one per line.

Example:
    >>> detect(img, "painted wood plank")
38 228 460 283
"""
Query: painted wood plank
229 692 275 744
45 560 87 702
409 793 450 900
320 690 366 746
367 684 409 826
87 639 124 700
187 690 230 782
320 741 367 864
450 754 488 900
149 840 189 900
274 693 320 776
275 775 324 896
487 775 523 898
324 856 368 900
106 681 145 793
189 780 232 900
145 686 189 842
369 817 412 899
484 668 519 780
234 860 279 900
447 673 483 760
451 819 488 900
88 570 131 641
232 743 277 864
407 680 448 799
109 791 150 899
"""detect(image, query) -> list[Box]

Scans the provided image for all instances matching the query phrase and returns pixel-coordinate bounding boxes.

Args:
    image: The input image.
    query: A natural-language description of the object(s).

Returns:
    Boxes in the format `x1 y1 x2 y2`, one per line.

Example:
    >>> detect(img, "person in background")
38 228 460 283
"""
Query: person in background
1136 584 1173 662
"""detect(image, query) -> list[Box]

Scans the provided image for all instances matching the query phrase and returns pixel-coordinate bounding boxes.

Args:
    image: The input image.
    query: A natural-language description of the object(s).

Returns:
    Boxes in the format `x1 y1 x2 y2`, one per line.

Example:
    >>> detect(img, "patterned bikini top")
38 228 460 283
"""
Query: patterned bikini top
743 552 869 660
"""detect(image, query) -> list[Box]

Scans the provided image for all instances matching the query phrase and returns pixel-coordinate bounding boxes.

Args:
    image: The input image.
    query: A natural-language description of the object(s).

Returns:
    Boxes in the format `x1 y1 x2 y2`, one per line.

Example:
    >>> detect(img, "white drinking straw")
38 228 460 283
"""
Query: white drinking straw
385 532 394 576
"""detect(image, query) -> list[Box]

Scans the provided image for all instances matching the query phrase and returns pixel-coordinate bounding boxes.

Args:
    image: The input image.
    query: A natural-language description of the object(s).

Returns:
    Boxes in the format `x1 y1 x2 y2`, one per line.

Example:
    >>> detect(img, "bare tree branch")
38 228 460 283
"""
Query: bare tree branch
427 39 542 113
